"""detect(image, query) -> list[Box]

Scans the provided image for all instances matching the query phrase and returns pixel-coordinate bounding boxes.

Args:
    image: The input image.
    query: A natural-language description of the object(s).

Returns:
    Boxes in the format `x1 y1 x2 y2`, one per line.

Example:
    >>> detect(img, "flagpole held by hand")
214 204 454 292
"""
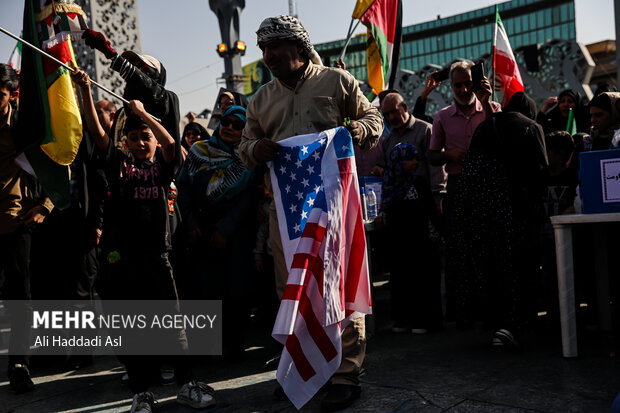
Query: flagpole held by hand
338 18 362 62
0 25 161 123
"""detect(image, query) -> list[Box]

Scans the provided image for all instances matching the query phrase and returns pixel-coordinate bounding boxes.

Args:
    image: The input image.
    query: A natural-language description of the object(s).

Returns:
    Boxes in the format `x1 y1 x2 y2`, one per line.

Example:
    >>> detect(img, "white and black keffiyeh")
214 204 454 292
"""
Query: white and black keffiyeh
256 15 322 66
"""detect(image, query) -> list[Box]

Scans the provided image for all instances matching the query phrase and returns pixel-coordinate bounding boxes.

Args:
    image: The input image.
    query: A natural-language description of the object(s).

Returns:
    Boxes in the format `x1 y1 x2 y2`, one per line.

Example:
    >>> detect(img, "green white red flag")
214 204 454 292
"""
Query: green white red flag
8 40 22 70
492 6 524 106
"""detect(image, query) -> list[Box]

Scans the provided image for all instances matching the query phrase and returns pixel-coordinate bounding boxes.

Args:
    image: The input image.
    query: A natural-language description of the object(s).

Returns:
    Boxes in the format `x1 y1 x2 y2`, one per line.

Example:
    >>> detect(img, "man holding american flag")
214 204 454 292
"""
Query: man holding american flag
239 15 382 411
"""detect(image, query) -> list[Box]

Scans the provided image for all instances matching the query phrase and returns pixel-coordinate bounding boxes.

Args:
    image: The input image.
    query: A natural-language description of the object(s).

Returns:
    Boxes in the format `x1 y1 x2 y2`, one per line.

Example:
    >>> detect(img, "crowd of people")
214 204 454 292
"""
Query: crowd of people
1 12 620 413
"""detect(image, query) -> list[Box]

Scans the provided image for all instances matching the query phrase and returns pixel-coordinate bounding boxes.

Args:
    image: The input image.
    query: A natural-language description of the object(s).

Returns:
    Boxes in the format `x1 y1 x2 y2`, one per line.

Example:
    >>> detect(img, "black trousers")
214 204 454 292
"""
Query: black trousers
387 224 443 329
0 226 33 367
30 206 99 301
102 251 192 393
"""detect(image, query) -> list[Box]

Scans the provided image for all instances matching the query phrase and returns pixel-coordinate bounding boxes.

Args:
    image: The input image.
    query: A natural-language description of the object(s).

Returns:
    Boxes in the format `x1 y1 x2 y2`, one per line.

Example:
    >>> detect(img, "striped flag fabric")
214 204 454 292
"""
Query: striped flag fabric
354 0 402 94
492 6 524 106
8 40 22 70
269 127 372 409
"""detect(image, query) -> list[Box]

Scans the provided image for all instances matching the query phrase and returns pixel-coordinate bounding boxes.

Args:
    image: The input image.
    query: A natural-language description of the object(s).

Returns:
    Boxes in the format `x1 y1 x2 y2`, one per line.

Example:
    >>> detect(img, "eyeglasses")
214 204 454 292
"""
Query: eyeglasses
221 117 245 131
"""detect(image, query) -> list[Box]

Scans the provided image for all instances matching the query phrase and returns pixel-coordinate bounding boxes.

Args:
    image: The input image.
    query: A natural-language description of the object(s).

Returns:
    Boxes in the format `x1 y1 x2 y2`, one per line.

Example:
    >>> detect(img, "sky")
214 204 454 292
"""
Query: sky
0 0 615 116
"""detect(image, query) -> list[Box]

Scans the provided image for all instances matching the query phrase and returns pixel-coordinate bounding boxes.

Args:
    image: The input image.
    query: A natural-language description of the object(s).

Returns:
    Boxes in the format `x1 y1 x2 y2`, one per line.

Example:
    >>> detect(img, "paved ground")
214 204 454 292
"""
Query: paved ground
1 282 619 413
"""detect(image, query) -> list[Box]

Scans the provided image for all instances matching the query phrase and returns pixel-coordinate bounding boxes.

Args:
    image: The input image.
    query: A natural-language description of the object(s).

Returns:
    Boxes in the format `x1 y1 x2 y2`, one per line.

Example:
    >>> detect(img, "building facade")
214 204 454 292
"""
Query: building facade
315 0 576 84
73 0 141 104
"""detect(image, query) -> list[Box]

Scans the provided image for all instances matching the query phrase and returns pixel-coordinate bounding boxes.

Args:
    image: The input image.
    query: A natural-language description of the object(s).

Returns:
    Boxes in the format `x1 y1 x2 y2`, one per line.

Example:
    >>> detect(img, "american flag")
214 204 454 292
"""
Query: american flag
269 127 372 409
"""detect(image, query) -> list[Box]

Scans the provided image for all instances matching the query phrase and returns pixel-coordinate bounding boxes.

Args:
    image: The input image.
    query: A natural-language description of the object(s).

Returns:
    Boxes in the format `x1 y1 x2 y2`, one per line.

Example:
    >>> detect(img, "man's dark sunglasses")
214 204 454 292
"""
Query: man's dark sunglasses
221 117 245 130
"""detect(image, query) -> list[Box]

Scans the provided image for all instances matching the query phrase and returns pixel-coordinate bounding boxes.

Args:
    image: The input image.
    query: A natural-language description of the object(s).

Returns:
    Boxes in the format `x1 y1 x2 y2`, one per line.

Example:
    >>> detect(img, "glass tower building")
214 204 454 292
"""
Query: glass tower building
314 0 576 83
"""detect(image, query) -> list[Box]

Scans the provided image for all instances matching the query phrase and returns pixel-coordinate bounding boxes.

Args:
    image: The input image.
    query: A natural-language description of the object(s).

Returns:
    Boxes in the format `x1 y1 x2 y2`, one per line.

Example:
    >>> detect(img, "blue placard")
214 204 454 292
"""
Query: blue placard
579 149 620 214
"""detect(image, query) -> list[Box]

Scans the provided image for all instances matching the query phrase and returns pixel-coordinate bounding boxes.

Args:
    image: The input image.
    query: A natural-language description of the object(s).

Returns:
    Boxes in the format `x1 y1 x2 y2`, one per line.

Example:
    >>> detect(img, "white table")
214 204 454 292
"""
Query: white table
550 212 620 358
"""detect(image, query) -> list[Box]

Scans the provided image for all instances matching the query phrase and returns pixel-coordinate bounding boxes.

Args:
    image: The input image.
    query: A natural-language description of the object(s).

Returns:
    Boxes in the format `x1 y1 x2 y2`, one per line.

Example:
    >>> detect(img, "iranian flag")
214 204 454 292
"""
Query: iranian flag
492 6 524 106
9 40 22 70
353 0 402 94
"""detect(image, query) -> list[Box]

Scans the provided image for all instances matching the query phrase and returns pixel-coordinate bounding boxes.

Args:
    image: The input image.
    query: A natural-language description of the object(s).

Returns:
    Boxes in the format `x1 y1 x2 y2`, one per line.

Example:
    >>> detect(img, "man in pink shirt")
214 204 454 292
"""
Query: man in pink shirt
429 60 501 176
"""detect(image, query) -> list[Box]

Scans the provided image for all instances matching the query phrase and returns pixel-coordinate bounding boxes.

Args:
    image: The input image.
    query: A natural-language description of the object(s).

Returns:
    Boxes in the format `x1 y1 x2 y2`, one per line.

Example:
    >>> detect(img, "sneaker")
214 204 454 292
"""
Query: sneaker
160 369 175 386
8 364 35 394
494 328 520 348
130 391 155 413
391 322 412 333
411 328 428 335
177 380 216 409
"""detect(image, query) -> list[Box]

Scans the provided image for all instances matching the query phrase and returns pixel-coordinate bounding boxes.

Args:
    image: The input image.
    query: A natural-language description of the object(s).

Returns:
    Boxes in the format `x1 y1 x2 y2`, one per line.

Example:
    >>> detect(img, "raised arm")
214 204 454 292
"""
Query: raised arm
71 69 109 152
128 100 176 164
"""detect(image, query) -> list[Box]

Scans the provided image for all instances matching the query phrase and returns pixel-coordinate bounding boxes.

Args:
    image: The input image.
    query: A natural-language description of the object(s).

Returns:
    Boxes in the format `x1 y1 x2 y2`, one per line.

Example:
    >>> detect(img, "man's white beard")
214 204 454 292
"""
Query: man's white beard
455 93 476 106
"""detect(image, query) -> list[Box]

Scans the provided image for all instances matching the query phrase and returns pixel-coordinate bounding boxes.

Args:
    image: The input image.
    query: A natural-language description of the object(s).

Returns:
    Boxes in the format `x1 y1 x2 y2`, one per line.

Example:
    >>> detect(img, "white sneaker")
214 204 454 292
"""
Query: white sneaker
177 380 216 409
130 391 155 413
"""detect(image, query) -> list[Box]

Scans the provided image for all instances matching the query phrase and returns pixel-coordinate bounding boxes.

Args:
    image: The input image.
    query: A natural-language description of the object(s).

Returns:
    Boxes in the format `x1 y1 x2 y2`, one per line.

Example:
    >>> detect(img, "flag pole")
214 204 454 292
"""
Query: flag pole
566 108 574 132
491 5 497 103
0 25 161 123
338 18 362 62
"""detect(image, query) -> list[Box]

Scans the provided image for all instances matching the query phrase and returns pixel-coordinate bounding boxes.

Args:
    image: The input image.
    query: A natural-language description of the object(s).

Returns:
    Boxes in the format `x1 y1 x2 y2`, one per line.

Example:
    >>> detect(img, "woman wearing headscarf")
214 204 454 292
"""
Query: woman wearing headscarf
170 121 211 297
451 92 549 347
180 121 210 161
588 92 620 150
537 89 589 134
377 143 443 334
176 106 257 357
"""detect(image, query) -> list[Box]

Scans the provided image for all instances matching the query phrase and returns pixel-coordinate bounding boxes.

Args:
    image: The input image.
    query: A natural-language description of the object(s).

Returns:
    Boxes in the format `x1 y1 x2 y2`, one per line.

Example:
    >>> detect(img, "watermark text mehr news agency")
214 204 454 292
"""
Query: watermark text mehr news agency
32 311 218 330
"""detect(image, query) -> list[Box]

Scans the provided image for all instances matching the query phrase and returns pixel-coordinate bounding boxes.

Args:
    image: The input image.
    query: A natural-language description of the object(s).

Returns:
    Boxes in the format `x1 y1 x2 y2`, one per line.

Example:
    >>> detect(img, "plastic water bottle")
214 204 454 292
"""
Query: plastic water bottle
583 134 593 152
360 187 368 221
367 188 377 221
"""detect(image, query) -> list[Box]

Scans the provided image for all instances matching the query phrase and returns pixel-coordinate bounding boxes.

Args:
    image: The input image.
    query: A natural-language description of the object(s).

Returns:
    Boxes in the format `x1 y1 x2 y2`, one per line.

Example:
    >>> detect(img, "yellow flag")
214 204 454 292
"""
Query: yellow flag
40 34 82 166
352 0 376 19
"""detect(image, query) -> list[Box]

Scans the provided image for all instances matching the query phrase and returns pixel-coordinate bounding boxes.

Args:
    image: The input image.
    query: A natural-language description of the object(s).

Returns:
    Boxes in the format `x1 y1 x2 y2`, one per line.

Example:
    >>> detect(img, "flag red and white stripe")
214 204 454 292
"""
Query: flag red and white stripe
9 41 22 70
269 127 371 409
492 6 524 106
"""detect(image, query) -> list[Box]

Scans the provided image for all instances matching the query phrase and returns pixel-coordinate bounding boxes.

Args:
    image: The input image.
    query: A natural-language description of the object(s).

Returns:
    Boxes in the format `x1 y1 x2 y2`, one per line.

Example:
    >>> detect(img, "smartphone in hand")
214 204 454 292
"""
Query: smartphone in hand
434 67 450 82
471 62 485 91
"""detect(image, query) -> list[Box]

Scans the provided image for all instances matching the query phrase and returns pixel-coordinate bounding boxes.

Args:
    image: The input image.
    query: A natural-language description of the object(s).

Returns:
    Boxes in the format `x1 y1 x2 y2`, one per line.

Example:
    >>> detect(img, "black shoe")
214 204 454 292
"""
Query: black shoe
494 328 520 348
390 322 412 333
8 364 35 394
320 384 361 412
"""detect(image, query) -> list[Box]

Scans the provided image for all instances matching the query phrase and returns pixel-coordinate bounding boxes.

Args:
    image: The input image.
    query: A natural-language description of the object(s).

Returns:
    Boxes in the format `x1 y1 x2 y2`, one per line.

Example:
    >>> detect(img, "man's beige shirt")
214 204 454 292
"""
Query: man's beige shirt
239 61 383 170
0 104 54 234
